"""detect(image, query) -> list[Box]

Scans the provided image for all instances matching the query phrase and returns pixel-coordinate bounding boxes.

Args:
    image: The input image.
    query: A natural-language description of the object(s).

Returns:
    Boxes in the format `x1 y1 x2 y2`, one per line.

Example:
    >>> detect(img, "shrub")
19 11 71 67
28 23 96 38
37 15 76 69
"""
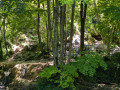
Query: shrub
95 52 120 83
111 52 120 63
38 52 107 89
74 52 107 77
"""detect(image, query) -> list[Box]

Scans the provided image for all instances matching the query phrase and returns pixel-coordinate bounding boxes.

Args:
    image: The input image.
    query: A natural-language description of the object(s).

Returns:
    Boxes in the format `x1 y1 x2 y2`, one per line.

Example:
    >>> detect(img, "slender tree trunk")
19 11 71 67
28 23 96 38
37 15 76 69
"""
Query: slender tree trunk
54 0 59 67
64 5 67 57
93 0 99 22
107 41 110 55
47 0 52 51
0 39 3 60
47 0 52 42
52 0 55 30
46 22 49 50
107 30 111 55
52 0 55 62
68 1 75 64
60 4 64 63
38 0 43 51
80 1 84 51
3 17 8 54
80 1 87 51
0 23 3 60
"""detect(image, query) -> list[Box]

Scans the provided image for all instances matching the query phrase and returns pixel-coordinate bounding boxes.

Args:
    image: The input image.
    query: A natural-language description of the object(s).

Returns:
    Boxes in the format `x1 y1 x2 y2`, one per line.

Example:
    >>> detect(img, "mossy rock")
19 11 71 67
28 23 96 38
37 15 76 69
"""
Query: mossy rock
9 80 37 90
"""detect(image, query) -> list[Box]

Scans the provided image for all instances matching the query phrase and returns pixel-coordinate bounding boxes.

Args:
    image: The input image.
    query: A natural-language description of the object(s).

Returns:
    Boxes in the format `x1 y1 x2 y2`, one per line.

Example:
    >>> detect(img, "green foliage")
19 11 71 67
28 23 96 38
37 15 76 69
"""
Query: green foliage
95 53 120 83
59 0 89 5
38 52 107 89
59 64 78 89
38 65 77 89
111 52 120 63
40 66 61 80
59 0 75 5
94 0 120 49
73 52 107 77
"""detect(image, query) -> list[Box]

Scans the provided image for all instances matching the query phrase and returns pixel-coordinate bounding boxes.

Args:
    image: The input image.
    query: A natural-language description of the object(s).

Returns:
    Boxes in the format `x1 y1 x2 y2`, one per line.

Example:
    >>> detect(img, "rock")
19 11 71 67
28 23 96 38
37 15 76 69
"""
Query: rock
75 46 80 53
0 85 5 90
12 45 23 52
66 51 69 55
72 35 80 45
85 45 95 51
110 46 120 55
0 62 51 89
13 63 49 81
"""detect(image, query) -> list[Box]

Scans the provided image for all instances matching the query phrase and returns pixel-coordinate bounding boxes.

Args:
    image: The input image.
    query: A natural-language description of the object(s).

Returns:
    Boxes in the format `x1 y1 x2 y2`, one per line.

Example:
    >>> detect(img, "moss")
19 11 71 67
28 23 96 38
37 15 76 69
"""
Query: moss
9 80 37 90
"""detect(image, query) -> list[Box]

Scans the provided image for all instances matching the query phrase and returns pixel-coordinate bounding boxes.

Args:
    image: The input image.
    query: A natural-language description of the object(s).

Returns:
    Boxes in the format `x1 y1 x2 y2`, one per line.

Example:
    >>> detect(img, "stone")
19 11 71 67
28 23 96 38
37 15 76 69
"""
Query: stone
0 85 5 90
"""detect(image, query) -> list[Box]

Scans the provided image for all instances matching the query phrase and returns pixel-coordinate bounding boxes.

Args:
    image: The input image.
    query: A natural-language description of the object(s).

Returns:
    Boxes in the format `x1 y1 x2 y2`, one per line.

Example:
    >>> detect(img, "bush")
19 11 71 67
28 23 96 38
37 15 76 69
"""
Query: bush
74 52 107 77
37 52 107 89
95 52 120 83
38 66 77 89
111 52 120 63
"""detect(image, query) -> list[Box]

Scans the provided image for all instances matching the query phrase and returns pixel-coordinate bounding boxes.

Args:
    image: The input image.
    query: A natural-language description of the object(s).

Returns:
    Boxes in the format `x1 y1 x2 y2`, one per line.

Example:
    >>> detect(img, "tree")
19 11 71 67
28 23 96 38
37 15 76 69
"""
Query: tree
47 0 52 51
3 17 8 55
64 5 67 57
68 0 75 64
80 0 87 51
0 21 3 60
53 0 59 67
37 0 43 51
60 2 65 63
95 0 120 54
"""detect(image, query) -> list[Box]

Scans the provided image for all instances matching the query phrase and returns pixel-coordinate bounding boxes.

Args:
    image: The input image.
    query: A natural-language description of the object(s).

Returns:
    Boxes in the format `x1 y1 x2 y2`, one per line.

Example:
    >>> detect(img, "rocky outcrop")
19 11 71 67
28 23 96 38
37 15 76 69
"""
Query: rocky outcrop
0 61 53 90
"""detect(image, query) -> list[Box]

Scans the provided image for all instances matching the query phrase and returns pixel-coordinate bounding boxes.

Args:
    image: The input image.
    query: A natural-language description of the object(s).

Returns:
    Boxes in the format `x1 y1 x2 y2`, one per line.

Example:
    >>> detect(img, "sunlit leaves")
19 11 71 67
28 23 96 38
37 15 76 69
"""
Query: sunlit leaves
59 0 89 5
74 52 107 77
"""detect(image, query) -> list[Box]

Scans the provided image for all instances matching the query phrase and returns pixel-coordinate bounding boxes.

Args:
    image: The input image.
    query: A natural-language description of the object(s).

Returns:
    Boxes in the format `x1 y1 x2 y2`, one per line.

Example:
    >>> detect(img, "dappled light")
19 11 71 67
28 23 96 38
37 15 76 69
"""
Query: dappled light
0 0 120 89
12 45 23 52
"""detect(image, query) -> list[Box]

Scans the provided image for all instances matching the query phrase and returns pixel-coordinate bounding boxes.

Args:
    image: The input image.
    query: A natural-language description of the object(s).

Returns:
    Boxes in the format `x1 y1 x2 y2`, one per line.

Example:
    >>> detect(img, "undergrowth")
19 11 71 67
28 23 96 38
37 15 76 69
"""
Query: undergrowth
37 52 107 90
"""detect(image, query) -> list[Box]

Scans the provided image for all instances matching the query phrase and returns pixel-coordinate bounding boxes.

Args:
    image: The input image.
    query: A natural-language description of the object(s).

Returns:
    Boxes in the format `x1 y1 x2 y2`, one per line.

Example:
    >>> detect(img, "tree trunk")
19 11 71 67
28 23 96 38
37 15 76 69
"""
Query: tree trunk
64 5 67 57
60 4 64 63
3 17 8 55
107 30 111 55
0 39 3 60
107 41 110 55
47 0 52 42
80 1 87 52
46 22 49 50
52 0 55 30
0 23 3 60
37 0 43 51
54 0 59 67
67 1 75 64
47 0 52 51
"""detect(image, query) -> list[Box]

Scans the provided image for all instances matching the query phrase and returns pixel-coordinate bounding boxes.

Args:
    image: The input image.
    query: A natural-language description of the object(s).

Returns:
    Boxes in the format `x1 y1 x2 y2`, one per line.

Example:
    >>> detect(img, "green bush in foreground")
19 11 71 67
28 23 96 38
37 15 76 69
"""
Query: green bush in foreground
95 52 120 83
38 52 107 90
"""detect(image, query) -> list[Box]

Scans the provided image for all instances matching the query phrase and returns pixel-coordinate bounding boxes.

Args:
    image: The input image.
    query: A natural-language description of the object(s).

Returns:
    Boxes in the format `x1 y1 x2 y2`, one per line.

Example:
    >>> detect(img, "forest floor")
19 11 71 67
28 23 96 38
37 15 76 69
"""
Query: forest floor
1 60 120 90
1 34 120 89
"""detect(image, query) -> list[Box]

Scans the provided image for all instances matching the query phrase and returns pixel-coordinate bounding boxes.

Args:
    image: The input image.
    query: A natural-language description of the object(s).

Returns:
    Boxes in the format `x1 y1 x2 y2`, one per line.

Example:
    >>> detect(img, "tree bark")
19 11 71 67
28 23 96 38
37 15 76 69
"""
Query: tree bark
68 1 75 64
64 5 67 57
54 0 59 67
60 4 64 63
46 22 49 50
0 23 3 60
3 17 8 54
37 0 43 51
80 1 87 51
47 0 52 42
52 0 55 30
47 0 52 49
0 39 3 60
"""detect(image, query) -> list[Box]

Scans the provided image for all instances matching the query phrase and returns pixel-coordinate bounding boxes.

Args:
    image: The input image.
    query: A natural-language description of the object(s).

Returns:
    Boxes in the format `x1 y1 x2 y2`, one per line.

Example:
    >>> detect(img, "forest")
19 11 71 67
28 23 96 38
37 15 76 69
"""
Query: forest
0 0 120 89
